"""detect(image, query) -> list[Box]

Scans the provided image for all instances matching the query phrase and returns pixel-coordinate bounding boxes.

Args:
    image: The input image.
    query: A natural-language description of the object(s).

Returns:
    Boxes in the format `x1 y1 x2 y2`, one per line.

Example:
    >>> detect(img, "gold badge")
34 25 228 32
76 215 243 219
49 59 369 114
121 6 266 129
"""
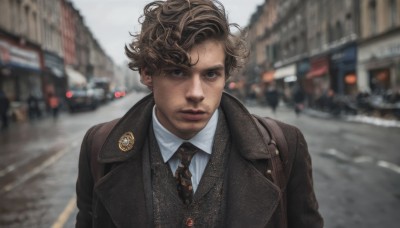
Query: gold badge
118 131 135 152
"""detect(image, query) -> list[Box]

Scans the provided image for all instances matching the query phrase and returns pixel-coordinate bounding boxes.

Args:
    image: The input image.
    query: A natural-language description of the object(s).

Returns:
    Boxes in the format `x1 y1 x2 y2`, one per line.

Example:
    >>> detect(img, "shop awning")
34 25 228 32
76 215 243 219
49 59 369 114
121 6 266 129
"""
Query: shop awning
274 64 296 80
66 66 87 87
306 65 328 79
50 67 64 78
262 71 275 82
306 56 329 79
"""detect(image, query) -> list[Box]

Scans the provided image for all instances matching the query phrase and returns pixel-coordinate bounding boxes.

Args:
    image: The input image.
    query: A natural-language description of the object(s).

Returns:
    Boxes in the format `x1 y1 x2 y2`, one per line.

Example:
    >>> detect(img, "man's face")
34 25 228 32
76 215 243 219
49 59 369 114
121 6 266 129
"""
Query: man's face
142 39 226 139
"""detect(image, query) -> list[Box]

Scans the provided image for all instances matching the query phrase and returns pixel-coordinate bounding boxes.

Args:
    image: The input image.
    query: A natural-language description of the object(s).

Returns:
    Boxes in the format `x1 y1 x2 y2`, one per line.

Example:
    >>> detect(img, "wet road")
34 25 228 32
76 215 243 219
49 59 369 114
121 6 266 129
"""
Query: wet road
0 91 399 228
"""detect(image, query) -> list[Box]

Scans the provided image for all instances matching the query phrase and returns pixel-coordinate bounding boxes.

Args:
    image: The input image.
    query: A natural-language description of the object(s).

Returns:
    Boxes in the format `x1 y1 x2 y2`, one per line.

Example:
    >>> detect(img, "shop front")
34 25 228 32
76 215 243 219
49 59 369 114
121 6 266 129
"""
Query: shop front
274 64 297 103
358 31 400 119
330 43 357 95
43 51 67 100
0 35 43 121
358 31 400 94
305 55 330 106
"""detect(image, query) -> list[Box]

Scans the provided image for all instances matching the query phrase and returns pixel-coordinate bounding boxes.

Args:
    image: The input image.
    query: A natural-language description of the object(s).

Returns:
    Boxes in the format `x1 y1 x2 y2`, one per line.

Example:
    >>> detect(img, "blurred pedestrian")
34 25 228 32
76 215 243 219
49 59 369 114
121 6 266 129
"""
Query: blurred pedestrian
265 84 280 113
75 1 323 227
27 93 40 120
0 89 10 130
293 85 305 116
48 93 59 119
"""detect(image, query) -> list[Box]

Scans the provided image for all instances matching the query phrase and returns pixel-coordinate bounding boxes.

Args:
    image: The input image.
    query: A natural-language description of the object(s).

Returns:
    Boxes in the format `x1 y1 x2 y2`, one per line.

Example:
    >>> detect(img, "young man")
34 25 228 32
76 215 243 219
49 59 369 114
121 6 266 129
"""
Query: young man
75 0 323 227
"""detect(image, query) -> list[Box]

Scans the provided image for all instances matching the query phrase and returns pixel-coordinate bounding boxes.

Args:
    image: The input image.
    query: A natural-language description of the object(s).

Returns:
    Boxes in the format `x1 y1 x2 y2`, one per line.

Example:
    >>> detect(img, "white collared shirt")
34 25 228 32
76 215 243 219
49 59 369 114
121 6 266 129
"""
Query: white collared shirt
152 106 218 192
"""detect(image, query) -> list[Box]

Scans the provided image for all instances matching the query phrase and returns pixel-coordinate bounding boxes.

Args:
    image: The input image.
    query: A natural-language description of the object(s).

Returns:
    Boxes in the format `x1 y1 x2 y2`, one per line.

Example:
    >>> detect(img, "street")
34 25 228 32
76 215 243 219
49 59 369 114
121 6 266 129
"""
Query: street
0 91 399 228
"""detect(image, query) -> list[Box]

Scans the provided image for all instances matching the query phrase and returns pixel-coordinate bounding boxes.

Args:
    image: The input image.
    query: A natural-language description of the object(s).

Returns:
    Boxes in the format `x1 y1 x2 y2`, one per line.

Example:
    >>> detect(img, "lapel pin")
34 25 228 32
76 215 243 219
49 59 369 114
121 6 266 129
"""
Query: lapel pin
118 131 135 152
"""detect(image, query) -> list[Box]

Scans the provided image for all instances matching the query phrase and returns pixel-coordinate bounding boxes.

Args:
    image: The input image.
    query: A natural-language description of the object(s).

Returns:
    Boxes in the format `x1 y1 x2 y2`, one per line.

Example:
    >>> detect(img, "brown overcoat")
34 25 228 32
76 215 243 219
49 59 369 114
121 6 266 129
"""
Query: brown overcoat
76 92 323 228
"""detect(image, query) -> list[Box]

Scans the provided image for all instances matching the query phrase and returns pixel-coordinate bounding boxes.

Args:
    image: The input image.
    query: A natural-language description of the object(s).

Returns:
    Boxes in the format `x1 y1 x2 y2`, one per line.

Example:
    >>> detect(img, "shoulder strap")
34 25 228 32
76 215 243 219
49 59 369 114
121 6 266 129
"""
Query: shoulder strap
90 119 119 179
252 114 288 190
260 117 289 167
253 114 288 228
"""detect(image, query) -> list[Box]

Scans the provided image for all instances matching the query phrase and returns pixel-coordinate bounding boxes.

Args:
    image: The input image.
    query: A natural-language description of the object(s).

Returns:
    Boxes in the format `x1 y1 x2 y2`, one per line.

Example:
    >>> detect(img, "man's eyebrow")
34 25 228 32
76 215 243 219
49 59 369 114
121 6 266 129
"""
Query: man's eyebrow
202 64 225 71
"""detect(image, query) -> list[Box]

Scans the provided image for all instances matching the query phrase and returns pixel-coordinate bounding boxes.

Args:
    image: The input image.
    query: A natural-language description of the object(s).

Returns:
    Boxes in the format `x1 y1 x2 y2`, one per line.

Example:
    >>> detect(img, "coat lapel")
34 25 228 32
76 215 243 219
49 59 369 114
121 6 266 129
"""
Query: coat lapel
94 94 155 227
225 149 281 227
221 92 281 227
94 156 150 228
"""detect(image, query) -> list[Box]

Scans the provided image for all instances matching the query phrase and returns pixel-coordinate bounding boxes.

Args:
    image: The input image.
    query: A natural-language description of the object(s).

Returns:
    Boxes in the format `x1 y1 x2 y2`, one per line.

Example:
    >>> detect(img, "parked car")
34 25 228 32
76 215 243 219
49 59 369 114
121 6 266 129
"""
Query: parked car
89 78 111 103
65 86 99 112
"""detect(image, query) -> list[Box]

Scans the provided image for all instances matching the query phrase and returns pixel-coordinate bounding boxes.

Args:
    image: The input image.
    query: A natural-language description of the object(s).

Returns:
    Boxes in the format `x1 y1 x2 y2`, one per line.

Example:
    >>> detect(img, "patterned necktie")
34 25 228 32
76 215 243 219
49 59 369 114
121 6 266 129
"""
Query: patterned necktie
174 142 198 205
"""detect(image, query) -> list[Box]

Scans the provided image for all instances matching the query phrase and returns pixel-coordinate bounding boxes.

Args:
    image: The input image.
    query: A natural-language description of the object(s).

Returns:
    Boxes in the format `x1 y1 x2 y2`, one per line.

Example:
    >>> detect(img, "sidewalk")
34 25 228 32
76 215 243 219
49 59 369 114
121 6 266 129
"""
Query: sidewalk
303 108 400 128
0 111 65 138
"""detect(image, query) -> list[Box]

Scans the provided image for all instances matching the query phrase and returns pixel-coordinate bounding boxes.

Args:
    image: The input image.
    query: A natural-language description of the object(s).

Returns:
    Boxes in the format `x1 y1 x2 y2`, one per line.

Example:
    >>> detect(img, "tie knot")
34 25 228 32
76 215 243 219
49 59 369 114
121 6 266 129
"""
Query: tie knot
176 142 198 165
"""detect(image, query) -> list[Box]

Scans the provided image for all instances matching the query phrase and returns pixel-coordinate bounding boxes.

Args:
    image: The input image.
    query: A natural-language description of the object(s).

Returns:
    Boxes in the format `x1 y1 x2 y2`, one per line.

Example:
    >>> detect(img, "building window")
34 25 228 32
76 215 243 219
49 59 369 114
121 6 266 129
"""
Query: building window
336 21 343 40
369 0 377 35
346 13 353 35
316 32 321 49
24 5 30 36
389 0 398 27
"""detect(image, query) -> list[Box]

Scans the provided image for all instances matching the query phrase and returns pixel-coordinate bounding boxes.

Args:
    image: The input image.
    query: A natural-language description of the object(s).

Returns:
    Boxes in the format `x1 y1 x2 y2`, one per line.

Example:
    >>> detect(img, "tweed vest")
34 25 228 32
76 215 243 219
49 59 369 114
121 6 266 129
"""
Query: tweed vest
147 111 230 228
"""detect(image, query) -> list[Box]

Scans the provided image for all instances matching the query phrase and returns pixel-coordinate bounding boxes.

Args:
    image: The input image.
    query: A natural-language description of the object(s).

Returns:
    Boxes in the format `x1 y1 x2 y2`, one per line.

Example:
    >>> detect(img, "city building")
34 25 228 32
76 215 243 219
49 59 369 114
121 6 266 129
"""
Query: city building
1 0 117 122
0 0 43 121
39 0 67 100
357 0 400 94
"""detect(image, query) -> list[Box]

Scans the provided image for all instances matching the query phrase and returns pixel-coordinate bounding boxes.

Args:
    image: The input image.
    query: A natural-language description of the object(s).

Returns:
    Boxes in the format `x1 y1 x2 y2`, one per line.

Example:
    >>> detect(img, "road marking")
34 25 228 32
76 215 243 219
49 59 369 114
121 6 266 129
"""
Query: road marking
0 135 81 178
51 195 77 228
323 148 400 175
0 147 68 194
325 148 351 161
0 164 17 177
0 134 81 194
353 155 374 164
377 160 400 174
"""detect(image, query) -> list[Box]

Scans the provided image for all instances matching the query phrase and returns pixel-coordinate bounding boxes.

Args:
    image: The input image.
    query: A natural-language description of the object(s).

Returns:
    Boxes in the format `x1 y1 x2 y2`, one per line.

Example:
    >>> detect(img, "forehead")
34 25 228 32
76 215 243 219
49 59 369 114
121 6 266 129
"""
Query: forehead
188 40 225 68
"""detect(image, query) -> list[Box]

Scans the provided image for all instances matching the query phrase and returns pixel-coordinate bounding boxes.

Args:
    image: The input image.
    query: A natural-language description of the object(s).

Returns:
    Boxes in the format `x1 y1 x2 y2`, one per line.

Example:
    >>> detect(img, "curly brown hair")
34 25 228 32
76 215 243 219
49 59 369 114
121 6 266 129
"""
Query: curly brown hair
125 0 248 77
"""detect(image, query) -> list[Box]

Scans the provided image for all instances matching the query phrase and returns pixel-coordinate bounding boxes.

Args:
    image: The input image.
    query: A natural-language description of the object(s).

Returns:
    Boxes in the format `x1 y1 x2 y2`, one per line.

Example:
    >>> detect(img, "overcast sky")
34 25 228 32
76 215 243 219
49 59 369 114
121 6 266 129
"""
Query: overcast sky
70 0 265 66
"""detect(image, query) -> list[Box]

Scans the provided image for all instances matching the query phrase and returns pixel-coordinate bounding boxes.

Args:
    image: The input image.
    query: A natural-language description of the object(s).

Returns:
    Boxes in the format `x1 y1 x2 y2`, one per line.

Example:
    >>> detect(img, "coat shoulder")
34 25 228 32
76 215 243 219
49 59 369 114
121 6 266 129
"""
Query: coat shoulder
83 118 121 159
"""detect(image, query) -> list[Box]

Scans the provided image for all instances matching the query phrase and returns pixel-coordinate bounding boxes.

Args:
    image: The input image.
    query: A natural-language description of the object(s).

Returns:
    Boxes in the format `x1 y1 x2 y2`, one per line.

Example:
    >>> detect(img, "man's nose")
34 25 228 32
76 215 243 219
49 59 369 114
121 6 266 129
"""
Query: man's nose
186 76 205 102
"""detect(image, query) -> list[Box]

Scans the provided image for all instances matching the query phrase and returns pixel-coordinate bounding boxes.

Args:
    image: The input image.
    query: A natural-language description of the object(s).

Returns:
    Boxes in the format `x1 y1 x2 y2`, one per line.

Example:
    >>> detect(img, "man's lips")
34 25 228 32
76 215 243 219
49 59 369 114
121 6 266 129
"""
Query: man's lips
180 109 206 120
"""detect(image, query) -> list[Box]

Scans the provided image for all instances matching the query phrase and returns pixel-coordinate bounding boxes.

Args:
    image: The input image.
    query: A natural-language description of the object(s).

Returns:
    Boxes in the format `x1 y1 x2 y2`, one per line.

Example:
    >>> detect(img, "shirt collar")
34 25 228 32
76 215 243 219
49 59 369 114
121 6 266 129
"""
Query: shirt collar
152 106 218 163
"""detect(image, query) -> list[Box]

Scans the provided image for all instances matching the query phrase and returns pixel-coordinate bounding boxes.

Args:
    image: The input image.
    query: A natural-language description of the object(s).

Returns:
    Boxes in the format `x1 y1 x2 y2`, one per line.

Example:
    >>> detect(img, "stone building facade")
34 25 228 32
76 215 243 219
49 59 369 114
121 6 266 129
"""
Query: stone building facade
357 0 400 94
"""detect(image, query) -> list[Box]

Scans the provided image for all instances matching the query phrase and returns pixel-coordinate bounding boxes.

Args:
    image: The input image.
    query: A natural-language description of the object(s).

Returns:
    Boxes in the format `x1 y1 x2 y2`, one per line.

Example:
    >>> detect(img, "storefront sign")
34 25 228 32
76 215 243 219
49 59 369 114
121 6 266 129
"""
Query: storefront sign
331 45 357 63
0 40 40 70
44 52 64 77
274 64 296 80
375 43 400 59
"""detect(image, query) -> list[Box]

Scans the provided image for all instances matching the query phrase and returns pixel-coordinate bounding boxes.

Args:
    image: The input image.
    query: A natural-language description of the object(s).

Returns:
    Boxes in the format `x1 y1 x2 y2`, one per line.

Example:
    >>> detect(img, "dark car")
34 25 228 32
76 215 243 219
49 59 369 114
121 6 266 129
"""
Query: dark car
65 87 99 112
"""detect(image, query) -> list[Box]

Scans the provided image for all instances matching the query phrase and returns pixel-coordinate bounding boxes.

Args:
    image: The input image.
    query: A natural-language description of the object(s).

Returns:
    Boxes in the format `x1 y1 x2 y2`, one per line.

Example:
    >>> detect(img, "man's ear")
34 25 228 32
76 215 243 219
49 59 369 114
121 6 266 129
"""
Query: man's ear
140 69 153 90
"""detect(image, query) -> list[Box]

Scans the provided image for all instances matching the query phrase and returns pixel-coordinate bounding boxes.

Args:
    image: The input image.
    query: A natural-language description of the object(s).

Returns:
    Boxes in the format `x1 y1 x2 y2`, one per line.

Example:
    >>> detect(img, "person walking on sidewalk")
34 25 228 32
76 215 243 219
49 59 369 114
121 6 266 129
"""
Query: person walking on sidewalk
75 1 323 227
48 93 59 119
265 83 280 113
293 85 305 116
27 93 40 120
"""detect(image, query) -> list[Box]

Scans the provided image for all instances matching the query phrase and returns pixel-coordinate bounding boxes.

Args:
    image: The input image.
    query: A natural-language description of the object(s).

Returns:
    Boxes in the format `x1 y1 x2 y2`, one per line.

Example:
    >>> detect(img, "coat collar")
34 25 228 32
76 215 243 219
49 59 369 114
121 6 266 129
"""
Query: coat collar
98 93 154 163
98 92 271 163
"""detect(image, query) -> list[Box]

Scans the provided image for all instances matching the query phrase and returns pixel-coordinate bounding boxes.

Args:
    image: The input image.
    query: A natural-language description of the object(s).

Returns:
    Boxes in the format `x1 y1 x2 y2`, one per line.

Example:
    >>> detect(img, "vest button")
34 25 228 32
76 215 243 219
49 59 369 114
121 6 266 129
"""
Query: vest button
186 217 194 227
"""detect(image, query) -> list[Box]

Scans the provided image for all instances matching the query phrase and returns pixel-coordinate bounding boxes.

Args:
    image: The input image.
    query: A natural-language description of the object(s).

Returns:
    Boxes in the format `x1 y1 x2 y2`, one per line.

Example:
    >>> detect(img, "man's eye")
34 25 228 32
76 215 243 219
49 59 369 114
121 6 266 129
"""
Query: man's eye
205 71 220 79
166 69 185 77
168 69 184 77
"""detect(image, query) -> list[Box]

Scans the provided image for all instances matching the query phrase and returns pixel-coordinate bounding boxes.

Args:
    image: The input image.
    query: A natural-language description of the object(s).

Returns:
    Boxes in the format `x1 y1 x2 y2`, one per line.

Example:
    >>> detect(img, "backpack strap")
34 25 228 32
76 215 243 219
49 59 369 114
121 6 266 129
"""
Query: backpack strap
90 119 119 179
252 114 288 228
252 115 288 189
